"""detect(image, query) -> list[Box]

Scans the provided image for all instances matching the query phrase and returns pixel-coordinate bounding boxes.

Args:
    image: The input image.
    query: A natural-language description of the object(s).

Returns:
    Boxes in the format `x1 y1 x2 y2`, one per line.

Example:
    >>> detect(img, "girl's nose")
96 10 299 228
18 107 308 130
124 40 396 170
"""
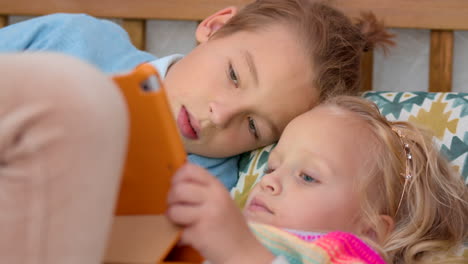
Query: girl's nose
259 172 282 195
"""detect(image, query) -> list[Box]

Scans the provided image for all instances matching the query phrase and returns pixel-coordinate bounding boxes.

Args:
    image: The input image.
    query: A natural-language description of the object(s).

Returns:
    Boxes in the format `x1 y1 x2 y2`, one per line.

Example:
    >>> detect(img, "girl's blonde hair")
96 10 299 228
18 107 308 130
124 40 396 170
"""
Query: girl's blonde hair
325 96 468 264
213 0 394 102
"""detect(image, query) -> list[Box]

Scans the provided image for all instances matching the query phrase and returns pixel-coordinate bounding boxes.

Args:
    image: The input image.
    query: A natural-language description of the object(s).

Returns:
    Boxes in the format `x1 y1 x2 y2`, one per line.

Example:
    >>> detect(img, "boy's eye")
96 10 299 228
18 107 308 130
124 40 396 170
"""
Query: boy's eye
300 174 317 183
263 167 274 174
248 116 259 139
228 63 239 87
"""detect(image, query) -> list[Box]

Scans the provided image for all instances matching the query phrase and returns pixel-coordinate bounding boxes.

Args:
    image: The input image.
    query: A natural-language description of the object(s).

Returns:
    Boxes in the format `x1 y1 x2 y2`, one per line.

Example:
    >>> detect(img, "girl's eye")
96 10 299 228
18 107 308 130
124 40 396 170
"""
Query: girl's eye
228 63 239 87
264 167 274 174
300 174 317 183
248 116 259 139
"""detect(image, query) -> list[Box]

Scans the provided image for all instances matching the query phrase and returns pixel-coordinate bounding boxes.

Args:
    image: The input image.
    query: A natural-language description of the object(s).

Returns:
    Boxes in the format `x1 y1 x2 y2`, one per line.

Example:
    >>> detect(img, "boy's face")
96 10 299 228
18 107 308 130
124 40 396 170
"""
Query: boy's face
244 106 373 233
164 23 317 157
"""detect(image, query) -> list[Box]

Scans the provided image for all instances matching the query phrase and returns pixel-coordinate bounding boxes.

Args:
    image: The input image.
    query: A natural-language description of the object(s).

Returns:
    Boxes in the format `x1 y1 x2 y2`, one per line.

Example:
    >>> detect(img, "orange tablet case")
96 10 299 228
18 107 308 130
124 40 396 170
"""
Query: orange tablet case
104 63 202 264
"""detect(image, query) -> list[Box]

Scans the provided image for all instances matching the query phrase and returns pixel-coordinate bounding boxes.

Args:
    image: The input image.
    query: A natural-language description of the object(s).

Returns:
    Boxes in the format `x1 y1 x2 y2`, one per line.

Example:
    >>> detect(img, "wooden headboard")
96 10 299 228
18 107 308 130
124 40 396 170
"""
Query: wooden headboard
1 0 467 93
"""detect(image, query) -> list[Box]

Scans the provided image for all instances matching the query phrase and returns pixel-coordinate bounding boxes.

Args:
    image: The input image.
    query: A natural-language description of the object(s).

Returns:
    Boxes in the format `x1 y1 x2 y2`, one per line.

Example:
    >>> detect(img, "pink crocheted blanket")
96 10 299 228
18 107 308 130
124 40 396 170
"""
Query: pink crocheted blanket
249 222 386 264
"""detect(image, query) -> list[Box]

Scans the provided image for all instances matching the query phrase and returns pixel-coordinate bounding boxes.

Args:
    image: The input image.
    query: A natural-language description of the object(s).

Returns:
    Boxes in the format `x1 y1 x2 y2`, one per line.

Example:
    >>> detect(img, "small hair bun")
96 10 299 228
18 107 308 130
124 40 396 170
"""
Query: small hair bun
363 44 370 52
356 12 395 54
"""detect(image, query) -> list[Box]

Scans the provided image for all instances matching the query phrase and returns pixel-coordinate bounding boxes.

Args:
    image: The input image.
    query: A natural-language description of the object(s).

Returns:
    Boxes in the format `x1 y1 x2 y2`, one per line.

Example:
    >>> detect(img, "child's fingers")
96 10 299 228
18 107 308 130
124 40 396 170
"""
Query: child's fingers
166 203 200 226
167 180 206 205
179 227 198 247
172 163 214 185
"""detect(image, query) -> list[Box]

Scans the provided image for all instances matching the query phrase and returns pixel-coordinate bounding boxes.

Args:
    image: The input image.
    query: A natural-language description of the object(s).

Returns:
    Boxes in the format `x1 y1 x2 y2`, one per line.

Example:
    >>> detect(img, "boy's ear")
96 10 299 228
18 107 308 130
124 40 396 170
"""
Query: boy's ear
360 215 394 244
196 6 238 43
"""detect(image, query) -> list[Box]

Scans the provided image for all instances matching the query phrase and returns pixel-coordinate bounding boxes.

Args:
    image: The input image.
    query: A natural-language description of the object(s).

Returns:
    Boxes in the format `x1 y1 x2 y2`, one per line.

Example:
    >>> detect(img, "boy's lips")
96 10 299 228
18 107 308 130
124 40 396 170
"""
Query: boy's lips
247 197 274 214
177 106 200 140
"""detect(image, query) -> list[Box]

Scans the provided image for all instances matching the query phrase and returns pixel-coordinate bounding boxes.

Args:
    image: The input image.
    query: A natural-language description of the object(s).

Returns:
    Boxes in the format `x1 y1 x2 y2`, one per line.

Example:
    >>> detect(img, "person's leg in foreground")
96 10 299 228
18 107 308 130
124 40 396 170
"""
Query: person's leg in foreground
0 52 128 264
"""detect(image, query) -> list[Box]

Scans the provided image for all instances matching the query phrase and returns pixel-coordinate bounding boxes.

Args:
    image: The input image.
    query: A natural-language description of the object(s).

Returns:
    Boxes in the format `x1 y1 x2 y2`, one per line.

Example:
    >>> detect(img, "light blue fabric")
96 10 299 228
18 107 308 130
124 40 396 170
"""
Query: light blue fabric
188 155 239 190
0 13 239 189
0 13 155 73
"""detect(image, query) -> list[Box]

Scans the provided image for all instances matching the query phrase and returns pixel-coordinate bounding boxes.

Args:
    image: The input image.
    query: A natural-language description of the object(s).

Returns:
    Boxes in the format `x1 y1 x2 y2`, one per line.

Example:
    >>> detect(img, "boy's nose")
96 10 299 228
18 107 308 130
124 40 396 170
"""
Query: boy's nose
209 102 243 128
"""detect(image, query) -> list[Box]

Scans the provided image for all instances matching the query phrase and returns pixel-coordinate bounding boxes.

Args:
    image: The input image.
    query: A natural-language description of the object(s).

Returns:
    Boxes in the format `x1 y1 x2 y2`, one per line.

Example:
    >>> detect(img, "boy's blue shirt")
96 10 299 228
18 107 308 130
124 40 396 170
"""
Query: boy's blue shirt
0 13 239 189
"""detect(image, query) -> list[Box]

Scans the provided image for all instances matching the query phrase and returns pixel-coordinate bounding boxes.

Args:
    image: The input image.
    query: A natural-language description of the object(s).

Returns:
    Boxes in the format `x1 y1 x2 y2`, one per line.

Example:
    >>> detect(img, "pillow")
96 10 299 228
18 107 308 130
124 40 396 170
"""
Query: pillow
232 92 468 208
364 91 468 182
231 144 275 209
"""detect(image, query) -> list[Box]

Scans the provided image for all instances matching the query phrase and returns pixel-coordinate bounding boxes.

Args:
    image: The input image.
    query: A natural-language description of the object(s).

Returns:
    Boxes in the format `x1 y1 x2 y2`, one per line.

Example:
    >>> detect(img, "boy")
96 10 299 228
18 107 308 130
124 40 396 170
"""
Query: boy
0 7 313 189
0 0 391 189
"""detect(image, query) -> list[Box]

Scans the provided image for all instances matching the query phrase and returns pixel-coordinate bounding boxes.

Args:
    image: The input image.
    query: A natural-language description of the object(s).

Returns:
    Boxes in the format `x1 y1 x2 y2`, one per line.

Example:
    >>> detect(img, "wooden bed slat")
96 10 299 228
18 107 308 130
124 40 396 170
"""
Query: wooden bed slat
0 15 7 28
2 0 468 29
122 19 146 51
360 50 374 92
0 0 253 21
429 30 454 93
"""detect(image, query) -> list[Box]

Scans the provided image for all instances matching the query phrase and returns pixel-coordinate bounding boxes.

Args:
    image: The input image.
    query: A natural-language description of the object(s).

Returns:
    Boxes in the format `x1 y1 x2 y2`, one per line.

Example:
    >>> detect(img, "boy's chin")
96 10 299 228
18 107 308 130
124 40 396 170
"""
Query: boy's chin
184 140 235 158
183 141 219 158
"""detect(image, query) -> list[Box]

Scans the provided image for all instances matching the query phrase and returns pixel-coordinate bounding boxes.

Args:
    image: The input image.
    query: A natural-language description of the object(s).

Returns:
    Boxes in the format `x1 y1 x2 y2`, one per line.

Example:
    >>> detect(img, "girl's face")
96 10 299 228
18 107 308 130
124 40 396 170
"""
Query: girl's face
244 105 374 233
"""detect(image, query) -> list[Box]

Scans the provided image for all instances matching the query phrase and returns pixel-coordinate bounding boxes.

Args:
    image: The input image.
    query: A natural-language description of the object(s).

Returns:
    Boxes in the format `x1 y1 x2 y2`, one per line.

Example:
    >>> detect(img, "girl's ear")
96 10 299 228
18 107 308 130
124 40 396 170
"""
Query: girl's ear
196 7 238 43
360 215 395 243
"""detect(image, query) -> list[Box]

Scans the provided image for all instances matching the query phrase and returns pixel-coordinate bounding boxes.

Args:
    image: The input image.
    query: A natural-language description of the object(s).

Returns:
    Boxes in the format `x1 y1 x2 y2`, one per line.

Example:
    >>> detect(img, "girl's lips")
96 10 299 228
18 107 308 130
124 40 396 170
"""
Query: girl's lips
247 197 274 214
177 106 199 140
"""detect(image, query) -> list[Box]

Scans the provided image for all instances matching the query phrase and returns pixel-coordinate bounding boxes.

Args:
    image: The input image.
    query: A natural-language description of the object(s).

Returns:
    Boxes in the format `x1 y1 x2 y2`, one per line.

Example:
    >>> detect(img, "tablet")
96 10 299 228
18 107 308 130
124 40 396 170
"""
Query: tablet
112 63 186 215
105 63 194 263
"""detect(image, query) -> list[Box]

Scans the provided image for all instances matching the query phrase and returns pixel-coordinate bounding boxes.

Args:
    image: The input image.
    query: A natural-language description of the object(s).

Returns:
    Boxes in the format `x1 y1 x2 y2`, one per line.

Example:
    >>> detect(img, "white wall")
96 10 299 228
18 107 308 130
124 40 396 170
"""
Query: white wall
374 28 468 92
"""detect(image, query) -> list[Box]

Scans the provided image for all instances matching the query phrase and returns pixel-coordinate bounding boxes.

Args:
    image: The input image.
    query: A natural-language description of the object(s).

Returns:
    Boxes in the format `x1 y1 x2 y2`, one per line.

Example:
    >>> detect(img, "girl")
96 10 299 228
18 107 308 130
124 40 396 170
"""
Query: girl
168 96 468 264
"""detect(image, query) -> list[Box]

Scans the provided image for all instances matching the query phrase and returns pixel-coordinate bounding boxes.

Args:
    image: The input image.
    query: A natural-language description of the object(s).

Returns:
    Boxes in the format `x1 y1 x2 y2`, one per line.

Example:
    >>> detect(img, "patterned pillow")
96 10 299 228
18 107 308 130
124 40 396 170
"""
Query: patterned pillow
364 91 468 182
232 92 468 207
231 144 275 208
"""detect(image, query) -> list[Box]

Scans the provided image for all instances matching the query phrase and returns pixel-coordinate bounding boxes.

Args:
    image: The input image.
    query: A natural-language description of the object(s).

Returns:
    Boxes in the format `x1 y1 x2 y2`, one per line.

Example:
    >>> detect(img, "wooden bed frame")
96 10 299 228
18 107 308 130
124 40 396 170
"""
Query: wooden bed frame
1 0 468 93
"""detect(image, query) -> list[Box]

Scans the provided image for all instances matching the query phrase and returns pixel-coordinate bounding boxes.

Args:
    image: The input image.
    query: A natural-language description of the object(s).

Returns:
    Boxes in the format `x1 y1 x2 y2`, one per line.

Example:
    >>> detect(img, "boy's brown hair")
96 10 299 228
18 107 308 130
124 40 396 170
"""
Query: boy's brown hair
214 0 394 101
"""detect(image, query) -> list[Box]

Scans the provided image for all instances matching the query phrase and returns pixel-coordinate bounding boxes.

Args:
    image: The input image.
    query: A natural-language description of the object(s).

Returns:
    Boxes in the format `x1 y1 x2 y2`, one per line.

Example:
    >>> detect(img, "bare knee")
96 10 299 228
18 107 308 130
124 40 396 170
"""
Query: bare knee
0 52 128 139
0 52 129 171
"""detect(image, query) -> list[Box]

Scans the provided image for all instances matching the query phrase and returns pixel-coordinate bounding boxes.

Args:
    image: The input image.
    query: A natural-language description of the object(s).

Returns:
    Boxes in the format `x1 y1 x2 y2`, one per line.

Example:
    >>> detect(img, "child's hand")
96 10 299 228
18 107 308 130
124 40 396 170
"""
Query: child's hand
167 163 274 264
